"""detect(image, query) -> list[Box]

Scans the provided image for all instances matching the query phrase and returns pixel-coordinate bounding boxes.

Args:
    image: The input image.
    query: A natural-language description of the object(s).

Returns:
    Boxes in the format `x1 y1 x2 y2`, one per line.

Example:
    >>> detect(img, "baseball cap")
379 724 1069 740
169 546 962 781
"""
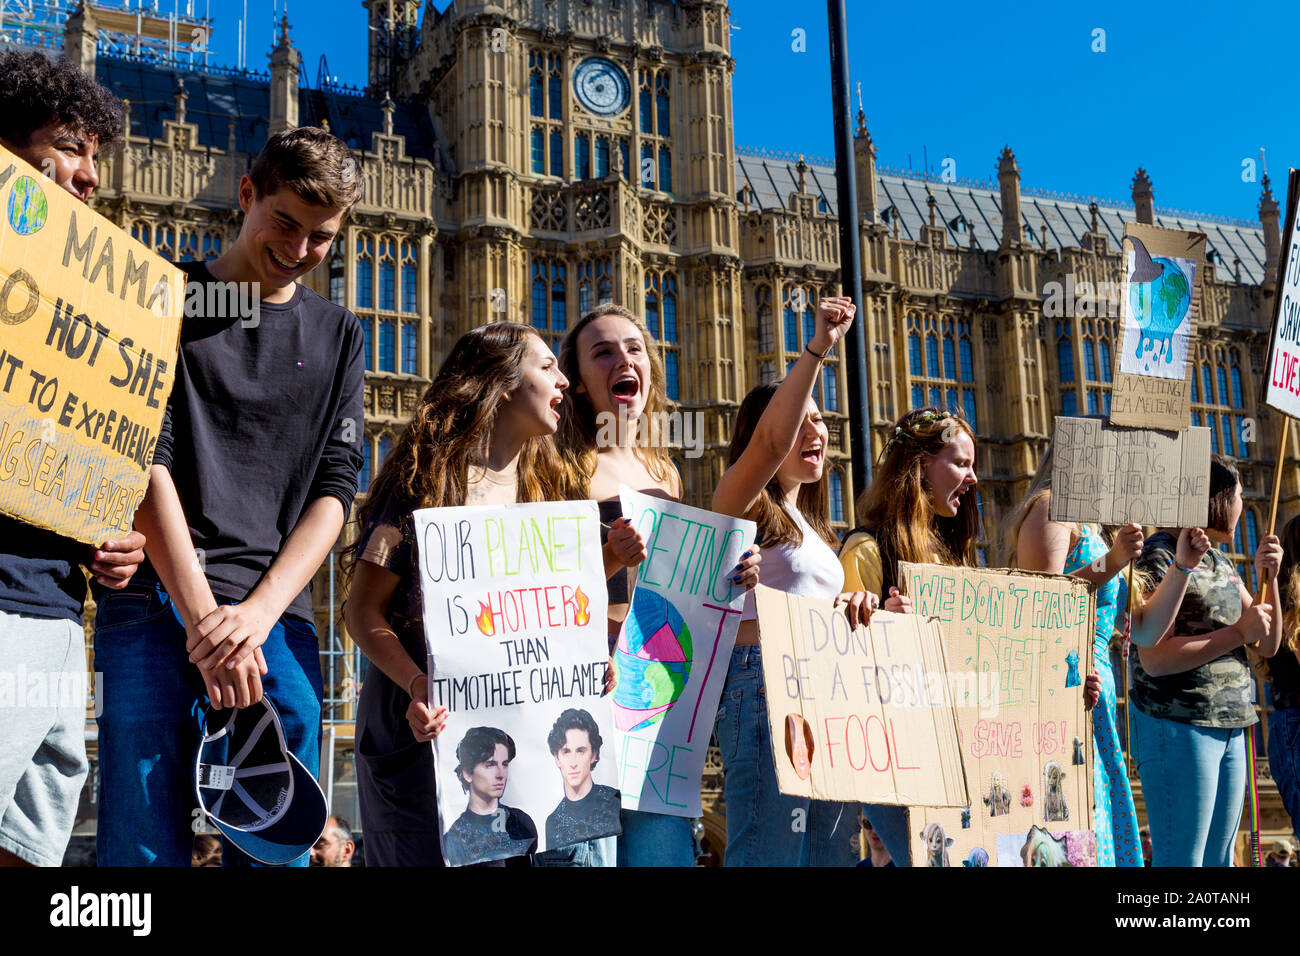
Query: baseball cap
193 697 327 865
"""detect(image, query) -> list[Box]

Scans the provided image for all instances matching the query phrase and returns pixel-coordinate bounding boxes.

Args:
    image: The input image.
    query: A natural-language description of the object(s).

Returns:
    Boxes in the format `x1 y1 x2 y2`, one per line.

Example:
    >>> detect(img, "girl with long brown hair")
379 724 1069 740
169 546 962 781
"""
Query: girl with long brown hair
710 296 873 866
1267 513 1300 843
343 322 570 867
838 406 980 865
555 303 760 866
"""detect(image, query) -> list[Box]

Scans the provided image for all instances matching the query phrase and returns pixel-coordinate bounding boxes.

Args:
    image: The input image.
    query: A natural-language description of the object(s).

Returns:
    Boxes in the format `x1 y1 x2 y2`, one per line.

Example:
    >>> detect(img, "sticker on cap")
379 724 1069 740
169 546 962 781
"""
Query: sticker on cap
198 764 236 790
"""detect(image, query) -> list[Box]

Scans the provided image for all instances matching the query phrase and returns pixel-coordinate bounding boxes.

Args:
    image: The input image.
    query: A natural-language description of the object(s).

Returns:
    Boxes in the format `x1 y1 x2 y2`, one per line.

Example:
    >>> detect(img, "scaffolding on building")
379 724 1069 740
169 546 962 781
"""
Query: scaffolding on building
1 0 213 66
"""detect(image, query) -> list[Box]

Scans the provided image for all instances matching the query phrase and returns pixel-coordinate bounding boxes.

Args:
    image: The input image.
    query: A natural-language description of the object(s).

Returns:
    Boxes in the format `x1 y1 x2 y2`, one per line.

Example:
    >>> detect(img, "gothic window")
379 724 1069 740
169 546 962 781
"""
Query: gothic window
823 366 839 412
639 70 652 133
658 147 672 193
646 271 681 400
829 470 844 523
531 258 567 344
356 236 374 309
550 129 563 176
547 53 562 117
400 240 418 314
176 230 198 262
1099 337 1112 382
201 232 222 258
529 52 544 117
619 140 630 182
655 73 670 138
550 262 566 332
1231 353 1245 407
328 248 345 306
595 136 610 177
378 238 396 311
959 320 975 383
377 434 393 471
1056 324 1074 383
361 317 373 372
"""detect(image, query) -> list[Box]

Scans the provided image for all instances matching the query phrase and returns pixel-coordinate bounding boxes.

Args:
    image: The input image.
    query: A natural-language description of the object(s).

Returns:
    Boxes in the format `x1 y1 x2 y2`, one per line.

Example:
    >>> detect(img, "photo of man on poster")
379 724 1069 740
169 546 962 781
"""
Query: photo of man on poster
442 727 537 866
545 709 622 848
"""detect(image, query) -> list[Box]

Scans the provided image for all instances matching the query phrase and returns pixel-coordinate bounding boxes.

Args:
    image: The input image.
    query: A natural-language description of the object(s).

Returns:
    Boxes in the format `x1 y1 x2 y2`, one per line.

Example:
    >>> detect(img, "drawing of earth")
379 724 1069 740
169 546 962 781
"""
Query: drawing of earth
7 176 48 235
612 589 692 732
1129 255 1191 369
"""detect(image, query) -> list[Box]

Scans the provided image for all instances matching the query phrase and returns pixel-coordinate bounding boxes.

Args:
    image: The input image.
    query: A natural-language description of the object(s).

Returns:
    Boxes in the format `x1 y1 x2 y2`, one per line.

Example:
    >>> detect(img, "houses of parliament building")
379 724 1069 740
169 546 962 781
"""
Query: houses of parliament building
25 0 1295 858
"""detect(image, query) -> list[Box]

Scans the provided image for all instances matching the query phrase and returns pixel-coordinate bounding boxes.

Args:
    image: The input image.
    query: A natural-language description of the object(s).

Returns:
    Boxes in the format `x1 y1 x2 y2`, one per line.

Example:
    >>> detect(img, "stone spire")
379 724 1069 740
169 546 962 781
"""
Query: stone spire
381 93 395 137
997 146 1022 247
63 2 97 76
1260 172 1281 290
268 15 301 134
853 82 878 223
1131 168 1154 224
174 78 188 126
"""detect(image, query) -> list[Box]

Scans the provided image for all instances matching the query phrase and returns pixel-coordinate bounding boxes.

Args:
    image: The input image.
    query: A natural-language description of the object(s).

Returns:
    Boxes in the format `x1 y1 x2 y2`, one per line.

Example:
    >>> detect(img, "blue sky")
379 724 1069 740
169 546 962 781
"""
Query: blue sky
188 0 1288 223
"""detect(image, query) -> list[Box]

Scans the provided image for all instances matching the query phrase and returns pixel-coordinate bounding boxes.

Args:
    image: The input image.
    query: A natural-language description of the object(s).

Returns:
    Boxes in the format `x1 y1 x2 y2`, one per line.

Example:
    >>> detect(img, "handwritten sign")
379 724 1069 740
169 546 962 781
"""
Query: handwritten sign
755 588 968 807
1263 169 1300 419
414 501 620 865
0 143 183 544
1110 222 1205 430
899 564 1094 867
613 487 754 817
1049 416 1210 527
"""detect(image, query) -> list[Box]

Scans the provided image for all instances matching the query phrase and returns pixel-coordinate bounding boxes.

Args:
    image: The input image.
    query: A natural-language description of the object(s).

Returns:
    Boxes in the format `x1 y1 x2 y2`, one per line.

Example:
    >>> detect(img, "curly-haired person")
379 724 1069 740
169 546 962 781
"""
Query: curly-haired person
0 52 145 869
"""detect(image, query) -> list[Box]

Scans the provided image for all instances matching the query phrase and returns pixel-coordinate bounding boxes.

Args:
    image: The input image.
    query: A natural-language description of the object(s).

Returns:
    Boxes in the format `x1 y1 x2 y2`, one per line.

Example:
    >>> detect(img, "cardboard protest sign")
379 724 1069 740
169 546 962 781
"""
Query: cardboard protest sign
1049 416 1211 527
414 501 620 865
1262 169 1300 418
0 144 183 544
1109 222 1205 430
754 588 968 807
898 563 1094 868
612 487 755 816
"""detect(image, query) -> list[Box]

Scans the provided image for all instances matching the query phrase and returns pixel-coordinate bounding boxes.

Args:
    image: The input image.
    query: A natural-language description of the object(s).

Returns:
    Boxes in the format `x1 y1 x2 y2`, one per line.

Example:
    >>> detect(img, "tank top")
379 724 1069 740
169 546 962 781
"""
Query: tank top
740 504 845 622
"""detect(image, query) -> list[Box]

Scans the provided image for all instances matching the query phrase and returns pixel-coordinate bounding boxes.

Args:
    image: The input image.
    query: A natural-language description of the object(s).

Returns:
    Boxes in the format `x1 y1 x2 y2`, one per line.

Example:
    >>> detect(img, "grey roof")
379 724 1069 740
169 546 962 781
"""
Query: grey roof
735 151 1273 285
97 54 441 160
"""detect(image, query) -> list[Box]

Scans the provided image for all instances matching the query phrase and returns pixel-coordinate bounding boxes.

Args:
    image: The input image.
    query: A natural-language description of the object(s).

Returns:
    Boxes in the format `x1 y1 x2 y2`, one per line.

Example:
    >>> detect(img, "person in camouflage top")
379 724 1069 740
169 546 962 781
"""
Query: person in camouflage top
1131 456 1283 867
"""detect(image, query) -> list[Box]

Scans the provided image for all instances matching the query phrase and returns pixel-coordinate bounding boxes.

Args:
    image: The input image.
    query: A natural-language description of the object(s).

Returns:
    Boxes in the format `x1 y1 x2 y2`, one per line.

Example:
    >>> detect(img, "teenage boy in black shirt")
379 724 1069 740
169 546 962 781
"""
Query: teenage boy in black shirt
0 51 147 868
93 127 365 866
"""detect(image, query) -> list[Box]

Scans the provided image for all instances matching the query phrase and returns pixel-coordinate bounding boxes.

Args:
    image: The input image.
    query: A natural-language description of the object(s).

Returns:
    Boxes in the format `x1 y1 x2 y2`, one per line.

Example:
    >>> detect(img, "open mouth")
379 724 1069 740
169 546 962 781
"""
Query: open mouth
267 247 304 276
800 445 823 465
549 396 563 419
610 374 640 403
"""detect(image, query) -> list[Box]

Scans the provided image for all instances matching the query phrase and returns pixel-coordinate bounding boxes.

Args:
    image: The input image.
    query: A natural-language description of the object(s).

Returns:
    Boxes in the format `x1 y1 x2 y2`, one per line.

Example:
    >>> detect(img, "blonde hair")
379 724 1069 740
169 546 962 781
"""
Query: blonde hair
852 408 980 589
554 304 676 497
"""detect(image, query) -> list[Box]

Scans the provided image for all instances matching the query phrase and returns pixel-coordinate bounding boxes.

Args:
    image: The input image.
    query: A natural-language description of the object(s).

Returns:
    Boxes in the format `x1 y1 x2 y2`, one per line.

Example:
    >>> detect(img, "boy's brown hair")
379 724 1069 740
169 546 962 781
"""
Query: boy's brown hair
248 126 363 209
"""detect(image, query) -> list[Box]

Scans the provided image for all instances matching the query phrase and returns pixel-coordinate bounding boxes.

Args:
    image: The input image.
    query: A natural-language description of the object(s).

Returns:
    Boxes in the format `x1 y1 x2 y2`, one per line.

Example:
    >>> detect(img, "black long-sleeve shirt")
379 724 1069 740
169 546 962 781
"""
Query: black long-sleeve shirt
105 261 365 622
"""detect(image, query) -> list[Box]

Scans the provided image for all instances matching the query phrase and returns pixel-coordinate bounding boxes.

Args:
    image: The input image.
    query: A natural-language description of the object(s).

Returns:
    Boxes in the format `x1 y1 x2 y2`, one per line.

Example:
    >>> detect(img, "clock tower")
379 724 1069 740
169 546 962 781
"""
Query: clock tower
404 0 742 505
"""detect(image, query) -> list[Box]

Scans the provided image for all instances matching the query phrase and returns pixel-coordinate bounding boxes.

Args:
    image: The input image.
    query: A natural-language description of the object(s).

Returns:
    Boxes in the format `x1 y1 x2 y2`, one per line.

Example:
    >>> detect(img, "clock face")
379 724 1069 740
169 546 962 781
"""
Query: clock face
573 58 630 116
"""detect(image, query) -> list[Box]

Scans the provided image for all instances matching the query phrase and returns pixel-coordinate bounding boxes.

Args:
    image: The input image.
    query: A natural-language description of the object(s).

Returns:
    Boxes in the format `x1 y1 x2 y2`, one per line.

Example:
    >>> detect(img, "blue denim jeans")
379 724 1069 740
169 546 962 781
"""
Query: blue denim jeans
616 808 696 867
713 645 858 866
533 836 616 867
1132 705 1246 867
1268 707 1300 842
94 582 323 867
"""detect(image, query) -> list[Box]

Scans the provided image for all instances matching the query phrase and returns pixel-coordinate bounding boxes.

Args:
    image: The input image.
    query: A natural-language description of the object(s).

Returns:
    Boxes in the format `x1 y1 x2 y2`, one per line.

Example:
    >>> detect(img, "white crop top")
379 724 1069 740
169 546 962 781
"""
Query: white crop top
740 505 845 621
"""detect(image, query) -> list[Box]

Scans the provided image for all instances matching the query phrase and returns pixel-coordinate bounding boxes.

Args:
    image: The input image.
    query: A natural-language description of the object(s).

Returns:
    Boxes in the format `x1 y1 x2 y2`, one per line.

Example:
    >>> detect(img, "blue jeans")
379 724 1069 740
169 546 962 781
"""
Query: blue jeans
713 645 858 866
616 808 696 867
1268 707 1300 842
1132 705 1246 867
94 583 323 867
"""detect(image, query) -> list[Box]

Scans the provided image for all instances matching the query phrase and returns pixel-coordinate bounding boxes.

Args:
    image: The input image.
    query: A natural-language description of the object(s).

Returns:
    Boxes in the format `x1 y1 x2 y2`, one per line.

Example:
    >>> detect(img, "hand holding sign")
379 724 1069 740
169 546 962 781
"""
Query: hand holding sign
1106 523 1143 569
1174 526 1210 570
87 529 146 589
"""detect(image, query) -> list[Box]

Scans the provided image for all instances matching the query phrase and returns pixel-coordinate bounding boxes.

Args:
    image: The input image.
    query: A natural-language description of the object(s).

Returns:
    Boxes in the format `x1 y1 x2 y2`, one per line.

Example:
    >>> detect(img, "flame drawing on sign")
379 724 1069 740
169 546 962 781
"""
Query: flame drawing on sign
573 587 591 626
475 601 495 636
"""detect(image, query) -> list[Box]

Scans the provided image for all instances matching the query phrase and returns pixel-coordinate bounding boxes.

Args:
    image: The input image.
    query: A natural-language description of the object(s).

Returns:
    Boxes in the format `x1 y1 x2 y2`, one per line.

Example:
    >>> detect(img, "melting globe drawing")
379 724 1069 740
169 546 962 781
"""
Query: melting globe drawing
8 176 48 235
613 589 692 732
1129 255 1191 369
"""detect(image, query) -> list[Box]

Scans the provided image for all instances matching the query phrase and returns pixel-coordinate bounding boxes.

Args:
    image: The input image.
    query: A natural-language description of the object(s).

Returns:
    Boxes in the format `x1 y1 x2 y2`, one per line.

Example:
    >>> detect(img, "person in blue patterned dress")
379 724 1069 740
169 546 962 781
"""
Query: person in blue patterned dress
1006 442 1145 866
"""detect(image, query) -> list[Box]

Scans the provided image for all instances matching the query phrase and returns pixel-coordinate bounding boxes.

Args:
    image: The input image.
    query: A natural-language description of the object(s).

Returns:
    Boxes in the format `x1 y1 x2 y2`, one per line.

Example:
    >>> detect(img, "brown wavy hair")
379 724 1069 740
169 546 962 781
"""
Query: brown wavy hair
344 323 565 576
554 303 675 497
852 407 980 589
726 382 837 550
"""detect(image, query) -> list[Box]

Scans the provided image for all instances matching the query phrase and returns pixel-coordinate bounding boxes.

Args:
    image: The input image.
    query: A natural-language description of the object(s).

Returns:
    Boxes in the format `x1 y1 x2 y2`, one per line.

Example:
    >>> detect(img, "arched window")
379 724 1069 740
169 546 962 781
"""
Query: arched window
639 72 652 133
663 277 677 341
926 334 939 378
1217 366 1229 408
823 367 839 412
547 55 561 117
655 73 670 137
377 434 393 471
784 304 798 353
379 260 395 311
361 318 373 372
529 55 543 116
645 284 659 339
829 471 844 523
401 261 417 314
1083 339 1096 381
328 253 344 305
1202 364 1214 404
1231 364 1245 407
595 137 610 178
802 307 814 347
1190 370 1200 402
959 335 974 382
909 332 922 376
1099 338 1112 382
531 263 547 330
658 147 672 193
757 285 773 354
943 334 956 379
